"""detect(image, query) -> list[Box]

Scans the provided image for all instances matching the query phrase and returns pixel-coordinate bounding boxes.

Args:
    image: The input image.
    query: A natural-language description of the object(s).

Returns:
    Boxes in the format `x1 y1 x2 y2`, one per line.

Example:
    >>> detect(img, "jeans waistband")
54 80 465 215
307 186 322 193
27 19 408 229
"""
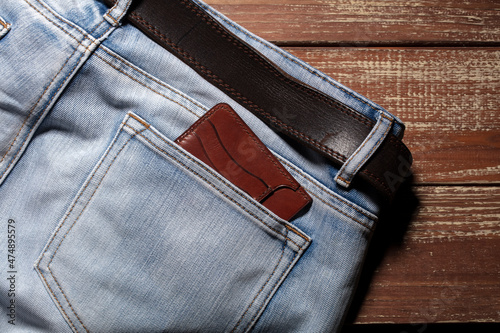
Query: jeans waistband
104 0 412 199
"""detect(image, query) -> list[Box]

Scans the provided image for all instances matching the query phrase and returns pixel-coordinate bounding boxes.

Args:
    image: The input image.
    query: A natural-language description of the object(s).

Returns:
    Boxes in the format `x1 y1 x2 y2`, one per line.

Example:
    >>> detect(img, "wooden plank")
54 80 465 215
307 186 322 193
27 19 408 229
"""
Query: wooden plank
342 323 500 333
205 0 500 45
284 47 500 184
349 186 500 324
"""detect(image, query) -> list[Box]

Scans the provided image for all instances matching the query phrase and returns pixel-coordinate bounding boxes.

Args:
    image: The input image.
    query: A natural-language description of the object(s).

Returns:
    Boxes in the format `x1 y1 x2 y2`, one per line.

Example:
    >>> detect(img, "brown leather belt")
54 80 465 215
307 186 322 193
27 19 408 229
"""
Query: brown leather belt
103 0 412 199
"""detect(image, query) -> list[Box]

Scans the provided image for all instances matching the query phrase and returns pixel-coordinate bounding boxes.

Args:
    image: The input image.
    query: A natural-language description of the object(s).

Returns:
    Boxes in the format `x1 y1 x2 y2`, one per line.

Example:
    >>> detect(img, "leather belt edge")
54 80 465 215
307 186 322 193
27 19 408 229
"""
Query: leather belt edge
103 0 413 199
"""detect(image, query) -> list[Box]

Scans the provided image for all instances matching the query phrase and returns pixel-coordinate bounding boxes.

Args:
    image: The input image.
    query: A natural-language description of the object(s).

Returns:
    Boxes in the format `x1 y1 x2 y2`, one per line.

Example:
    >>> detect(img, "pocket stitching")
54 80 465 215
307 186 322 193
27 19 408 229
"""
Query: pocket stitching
38 114 306 332
125 114 310 244
279 157 375 220
232 238 287 332
309 191 373 231
242 243 301 332
0 16 11 38
37 124 144 333
125 122 309 250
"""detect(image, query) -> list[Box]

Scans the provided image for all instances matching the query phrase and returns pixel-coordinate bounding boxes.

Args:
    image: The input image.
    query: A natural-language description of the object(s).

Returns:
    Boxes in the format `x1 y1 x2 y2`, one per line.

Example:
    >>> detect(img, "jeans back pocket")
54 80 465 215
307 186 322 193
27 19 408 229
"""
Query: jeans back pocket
36 112 311 333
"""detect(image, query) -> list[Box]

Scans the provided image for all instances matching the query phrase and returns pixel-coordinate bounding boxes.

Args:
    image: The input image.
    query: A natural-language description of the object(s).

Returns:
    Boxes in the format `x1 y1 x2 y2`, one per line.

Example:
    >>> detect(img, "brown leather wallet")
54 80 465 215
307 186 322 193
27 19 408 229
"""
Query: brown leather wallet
175 103 312 221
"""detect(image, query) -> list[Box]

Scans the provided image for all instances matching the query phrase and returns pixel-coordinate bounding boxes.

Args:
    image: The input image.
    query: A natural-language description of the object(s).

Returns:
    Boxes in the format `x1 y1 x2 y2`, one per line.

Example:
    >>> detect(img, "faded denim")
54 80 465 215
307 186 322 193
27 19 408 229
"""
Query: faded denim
0 0 407 332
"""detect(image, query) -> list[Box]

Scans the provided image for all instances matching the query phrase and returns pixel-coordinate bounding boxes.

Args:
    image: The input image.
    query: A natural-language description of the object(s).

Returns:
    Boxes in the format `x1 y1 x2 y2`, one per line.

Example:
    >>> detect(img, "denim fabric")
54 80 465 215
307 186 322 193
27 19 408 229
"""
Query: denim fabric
0 0 406 332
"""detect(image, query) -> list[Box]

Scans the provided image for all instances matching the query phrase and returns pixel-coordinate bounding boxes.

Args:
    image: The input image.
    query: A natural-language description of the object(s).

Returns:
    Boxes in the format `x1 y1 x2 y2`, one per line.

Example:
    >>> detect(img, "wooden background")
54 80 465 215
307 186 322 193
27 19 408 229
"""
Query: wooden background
205 0 500 329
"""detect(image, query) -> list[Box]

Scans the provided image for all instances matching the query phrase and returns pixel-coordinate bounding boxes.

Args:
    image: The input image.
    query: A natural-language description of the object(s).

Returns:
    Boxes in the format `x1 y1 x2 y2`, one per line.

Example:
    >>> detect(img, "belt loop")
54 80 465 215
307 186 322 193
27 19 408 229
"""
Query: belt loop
335 111 394 188
104 0 134 27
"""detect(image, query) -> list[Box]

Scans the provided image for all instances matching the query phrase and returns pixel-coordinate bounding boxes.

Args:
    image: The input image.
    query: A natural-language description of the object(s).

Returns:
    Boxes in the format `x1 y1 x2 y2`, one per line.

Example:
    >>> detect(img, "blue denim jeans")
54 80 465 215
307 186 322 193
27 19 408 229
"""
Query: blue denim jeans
0 0 409 332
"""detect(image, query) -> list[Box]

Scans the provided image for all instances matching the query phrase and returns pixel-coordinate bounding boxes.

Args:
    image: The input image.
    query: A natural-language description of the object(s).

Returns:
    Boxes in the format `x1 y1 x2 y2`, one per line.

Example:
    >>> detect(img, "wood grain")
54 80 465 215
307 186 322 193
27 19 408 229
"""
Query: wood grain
204 0 500 45
352 186 500 324
284 47 500 184
202 1 500 327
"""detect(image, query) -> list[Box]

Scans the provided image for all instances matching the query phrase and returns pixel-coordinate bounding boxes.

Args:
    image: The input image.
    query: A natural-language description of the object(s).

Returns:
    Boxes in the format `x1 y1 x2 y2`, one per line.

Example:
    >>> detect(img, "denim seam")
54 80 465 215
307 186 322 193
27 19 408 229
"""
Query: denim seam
310 192 373 231
245 245 299 332
126 123 309 247
0 41 111 179
104 0 133 26
32 0 111 39
232 239 287 333
27 11 121 331
27 0 110 43
104 11 119 26
37 119 130 262
0 18 8 29
0 47 81 178
337 113 392 186
48 132 138 333
93 48 332 218
276 157 376 222
24 0 80 43
0 16 11 36
93 53 199 118
96 46 208 111
36 122 141 333
32 0 86 35
0 6 114 180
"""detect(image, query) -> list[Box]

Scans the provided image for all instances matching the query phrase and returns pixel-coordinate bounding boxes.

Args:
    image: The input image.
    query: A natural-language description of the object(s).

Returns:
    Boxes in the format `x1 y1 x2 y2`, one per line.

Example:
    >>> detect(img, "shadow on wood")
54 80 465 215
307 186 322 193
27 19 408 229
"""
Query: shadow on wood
344 175 419 324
